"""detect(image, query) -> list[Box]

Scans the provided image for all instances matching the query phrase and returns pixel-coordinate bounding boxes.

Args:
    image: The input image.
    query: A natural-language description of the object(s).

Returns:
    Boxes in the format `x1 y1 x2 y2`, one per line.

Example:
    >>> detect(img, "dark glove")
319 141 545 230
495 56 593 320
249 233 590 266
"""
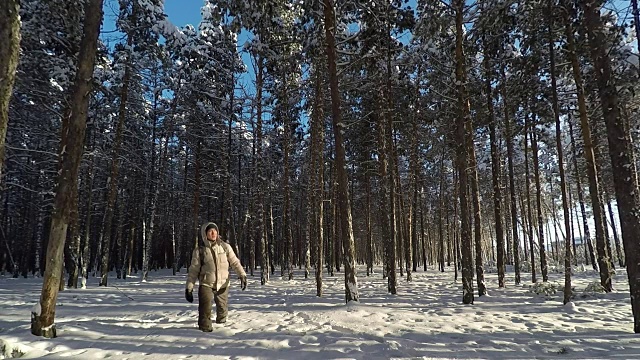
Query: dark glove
185 289 193 303
240 275 247 290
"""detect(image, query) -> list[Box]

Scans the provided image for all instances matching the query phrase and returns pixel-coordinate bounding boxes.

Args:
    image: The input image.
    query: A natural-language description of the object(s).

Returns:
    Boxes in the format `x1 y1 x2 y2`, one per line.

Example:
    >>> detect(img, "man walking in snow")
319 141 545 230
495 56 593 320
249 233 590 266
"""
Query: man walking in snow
185 222 247 332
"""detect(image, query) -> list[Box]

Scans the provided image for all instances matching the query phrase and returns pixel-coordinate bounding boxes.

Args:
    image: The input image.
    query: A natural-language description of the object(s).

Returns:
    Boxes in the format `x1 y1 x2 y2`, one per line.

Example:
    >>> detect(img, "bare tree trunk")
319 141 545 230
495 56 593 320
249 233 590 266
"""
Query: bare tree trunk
282 68 294 281
311 70 324 290
468 124 485 295
421 197 428 271
568 116 597 270
632 0 640 78
524 114 536 283
0 0 20 181
438 150 446 273
99 2 136 286
66 163 83 288
32 0 103 338
80 150 96 288
604 192 624 267
323 0 358 302
454 0 474 304
410 68 421 275
114 194 125 279
366 173 373 276
583 0 640 332
563 4 613 289
547 11 573 303
502 65 520 285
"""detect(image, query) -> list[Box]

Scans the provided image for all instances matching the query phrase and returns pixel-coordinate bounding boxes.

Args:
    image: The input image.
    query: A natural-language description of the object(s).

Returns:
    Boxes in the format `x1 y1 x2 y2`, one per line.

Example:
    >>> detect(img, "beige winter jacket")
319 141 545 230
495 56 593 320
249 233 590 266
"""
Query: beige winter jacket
186 222 246 292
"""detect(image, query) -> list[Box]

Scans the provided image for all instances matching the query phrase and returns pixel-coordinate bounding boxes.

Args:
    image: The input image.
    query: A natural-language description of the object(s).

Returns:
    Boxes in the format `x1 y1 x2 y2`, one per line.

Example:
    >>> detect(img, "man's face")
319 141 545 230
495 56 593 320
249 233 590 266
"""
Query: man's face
207 228 218 241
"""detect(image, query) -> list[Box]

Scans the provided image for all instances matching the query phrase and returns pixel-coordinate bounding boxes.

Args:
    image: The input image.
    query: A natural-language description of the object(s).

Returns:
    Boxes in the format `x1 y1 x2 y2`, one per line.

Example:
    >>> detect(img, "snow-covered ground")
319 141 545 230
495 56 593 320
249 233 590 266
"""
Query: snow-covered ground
0 266 638 359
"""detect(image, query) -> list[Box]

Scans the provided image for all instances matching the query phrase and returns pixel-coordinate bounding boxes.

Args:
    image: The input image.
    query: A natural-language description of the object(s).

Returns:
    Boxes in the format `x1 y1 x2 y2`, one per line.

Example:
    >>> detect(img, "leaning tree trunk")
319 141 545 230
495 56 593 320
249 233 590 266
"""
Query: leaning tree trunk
454 0 474 305
0 0 20 182
583 0 640 332
323 0 358 303
563 4 613 290
31 0 103 338
547 12 573 304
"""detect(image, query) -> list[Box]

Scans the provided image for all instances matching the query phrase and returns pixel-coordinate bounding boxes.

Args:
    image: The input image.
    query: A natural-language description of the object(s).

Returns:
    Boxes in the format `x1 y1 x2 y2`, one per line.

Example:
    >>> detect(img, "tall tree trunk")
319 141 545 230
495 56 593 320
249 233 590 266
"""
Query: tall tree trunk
323 0 358 302
224 76 238 257
502 65 520 285
438 149 446 273
583 0 640 332
606 197 624 267
80 149 96 288
254 54 268 285
312 69 324 296
454 0 474 304
421 197 428 271
366 172 373 276
0 0 20 182
114 193 125 279
65 189 80 288
568 116 597 270
563 4 613 290
530 147 548 277
282 69 294 281
410 68 420 275
547 11 573 304
487 90 505 287
142 89 162 282
192 141 202 248
305 151 314 280
99 3 136 286
312 72 324 296
524 114 536 283
468 123 485 295
632 0 640 78
32 0 103 338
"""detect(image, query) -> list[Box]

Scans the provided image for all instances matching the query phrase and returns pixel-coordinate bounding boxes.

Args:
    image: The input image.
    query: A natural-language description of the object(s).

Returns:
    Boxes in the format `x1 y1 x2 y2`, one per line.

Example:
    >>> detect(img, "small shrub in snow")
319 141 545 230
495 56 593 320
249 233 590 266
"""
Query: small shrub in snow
577 281 607 299
1 343 25 359
528 281 560 296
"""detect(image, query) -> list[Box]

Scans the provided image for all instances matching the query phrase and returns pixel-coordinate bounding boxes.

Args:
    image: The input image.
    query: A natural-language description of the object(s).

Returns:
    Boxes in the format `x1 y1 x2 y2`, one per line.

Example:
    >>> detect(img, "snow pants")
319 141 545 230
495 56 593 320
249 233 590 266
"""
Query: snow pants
198 285 228 331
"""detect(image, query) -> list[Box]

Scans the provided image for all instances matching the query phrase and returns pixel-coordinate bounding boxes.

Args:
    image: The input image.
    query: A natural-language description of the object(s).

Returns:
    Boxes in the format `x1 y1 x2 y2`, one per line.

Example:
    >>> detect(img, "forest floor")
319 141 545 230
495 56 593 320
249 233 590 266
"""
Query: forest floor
0 264 638 359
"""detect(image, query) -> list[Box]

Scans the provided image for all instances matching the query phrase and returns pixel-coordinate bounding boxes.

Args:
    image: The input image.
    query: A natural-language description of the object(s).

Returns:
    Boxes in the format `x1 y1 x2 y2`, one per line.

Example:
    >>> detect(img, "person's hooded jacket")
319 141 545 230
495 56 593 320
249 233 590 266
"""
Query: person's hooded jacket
186 222 246 292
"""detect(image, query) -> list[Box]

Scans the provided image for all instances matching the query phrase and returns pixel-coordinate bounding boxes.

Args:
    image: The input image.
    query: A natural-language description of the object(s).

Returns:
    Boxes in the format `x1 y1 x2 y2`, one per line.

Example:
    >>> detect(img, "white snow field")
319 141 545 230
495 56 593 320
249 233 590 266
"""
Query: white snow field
0 266 638 359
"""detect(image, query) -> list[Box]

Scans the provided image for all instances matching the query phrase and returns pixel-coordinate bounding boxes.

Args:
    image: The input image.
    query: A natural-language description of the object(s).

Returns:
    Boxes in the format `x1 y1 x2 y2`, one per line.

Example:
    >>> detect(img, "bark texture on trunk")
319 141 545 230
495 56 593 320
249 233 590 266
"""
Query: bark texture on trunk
32 0 103 338
563 1 613 290
583 0 640 332
0 0 20 181
454 0 474 304
323 0 358 303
